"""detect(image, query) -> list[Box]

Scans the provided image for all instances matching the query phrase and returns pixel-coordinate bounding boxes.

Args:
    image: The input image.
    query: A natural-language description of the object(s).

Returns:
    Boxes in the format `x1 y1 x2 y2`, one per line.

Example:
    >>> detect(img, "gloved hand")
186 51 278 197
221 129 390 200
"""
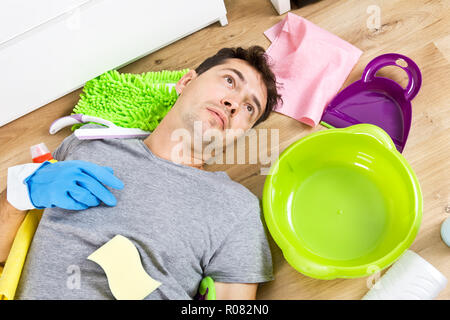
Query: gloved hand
24 160 124 210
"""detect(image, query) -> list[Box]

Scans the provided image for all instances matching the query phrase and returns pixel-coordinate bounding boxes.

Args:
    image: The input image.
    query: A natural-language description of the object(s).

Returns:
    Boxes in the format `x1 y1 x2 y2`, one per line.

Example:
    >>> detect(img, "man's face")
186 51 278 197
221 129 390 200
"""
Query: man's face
173 58 268 148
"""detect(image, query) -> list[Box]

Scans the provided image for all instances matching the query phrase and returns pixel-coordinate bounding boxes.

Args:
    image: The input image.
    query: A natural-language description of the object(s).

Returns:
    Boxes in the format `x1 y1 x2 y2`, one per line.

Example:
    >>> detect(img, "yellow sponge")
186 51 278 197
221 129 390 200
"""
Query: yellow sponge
87 235 161 300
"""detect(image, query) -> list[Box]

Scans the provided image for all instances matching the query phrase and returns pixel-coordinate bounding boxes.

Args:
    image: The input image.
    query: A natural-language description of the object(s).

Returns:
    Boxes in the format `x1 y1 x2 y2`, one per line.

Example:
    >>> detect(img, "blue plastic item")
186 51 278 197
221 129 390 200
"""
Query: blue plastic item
25 160 124 210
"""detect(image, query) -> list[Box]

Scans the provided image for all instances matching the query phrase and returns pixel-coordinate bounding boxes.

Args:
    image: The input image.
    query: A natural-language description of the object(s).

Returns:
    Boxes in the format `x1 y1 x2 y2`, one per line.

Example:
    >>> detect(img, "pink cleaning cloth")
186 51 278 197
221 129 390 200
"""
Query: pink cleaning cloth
264 12 363 127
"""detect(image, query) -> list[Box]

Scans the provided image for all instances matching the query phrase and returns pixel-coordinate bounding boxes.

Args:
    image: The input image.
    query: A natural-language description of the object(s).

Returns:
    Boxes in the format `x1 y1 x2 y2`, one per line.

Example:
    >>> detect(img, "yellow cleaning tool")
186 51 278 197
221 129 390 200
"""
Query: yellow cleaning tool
87 235 161 300
0 142 52 300
0 210 43 300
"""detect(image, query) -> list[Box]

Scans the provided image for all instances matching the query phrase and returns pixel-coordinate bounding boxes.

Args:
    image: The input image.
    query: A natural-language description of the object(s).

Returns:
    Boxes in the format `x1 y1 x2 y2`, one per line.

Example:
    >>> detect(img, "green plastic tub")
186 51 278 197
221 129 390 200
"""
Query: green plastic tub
263 124 422 280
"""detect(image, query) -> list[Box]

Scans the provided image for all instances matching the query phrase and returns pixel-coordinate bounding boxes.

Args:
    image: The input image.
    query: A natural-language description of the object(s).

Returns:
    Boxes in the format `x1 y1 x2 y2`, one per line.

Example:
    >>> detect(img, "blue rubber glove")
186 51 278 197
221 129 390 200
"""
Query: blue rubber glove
24 160 124 210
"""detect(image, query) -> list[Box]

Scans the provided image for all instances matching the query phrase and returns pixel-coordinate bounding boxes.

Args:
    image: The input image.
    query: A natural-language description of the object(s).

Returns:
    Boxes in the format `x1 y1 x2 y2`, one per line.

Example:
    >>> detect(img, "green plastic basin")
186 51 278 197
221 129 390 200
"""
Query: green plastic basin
262 124 422 279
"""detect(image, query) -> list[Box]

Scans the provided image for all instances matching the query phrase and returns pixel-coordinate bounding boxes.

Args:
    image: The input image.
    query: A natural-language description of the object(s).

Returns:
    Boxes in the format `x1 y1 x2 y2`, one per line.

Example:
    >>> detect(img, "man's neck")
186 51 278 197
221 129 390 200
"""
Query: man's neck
143 118 205 170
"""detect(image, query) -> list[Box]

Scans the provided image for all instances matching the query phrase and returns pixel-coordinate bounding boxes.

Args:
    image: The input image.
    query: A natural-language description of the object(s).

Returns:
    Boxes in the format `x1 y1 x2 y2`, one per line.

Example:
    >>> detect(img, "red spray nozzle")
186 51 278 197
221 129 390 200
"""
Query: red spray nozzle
30 143 54 163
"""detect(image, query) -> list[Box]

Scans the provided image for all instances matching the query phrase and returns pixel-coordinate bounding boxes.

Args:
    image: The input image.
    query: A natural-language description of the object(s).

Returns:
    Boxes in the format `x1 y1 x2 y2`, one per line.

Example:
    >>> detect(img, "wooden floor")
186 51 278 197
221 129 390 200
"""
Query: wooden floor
1 0 449 299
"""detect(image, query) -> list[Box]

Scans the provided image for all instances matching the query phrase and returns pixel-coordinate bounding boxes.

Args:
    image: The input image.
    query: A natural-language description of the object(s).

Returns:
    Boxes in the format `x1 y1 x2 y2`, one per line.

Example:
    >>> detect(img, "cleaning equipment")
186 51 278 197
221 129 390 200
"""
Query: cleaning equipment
5 146 118 212
195 277 216 300
87 235 162 300
6 143 58 210
25 160 124 210
88 235 216 300
0 143 53 300
30 143 57 163
262 124 422 280
50 114 151 139
1 158 123 299
263 12 362 127
2 154 213 300
0 209 43 300
362 250 447 300
320 53 422 153
441 217 450 247
69 69 189 133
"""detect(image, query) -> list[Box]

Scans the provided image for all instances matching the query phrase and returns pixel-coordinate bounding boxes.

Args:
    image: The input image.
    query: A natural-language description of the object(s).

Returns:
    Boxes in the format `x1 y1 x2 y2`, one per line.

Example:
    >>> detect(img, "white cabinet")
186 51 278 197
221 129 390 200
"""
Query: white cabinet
0 0 227 127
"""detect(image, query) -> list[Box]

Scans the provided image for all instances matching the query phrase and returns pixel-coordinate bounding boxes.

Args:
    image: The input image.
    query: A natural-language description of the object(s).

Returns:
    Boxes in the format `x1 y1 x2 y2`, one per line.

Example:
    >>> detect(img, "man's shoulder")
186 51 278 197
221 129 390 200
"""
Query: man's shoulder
208 173 261 212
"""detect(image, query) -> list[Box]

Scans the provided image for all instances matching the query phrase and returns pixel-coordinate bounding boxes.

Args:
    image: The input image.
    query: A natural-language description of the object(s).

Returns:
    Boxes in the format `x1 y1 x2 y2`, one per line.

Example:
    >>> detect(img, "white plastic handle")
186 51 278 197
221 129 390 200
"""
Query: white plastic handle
49 116 82 134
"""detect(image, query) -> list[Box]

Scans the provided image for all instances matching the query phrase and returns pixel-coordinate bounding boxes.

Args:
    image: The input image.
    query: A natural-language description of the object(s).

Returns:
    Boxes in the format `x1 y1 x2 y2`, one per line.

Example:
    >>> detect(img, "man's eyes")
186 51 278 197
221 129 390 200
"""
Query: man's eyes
246 105 255 114
224 75 254 114
225 75 234 86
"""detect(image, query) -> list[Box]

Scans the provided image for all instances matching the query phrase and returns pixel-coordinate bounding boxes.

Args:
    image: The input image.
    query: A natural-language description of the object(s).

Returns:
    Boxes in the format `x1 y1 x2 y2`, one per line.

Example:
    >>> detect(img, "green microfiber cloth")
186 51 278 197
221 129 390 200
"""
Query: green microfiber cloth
72 68 190 131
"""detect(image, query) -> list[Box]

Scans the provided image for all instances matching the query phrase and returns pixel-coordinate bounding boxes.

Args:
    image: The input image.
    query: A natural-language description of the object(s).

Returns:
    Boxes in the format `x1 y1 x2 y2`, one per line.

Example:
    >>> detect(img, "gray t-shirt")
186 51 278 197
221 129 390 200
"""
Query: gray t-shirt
16 128 273 300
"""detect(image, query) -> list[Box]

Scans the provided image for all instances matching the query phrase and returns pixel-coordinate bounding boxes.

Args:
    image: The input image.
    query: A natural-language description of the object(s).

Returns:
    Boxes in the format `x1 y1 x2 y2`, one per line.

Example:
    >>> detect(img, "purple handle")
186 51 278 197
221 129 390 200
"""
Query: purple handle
362 53 422 101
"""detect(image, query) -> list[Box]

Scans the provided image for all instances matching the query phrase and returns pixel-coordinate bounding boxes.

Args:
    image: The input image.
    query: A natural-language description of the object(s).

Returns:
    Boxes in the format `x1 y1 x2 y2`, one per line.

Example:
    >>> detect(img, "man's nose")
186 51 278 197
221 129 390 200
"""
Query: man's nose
221 98 239 115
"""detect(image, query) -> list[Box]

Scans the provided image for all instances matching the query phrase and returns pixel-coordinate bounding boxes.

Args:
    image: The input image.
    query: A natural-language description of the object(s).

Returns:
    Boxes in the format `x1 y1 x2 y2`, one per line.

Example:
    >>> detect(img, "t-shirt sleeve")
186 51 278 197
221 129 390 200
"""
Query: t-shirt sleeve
204 200 274 283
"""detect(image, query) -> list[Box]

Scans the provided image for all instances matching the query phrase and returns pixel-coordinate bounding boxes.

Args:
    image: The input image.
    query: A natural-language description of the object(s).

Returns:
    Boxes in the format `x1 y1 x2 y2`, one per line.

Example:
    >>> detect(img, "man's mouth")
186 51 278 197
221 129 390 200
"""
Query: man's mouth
206 107 227 130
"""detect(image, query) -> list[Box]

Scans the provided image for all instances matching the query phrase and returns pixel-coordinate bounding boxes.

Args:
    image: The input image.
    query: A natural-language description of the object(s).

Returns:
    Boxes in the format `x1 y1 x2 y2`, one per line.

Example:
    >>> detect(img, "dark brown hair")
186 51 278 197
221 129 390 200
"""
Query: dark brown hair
195 46 282 127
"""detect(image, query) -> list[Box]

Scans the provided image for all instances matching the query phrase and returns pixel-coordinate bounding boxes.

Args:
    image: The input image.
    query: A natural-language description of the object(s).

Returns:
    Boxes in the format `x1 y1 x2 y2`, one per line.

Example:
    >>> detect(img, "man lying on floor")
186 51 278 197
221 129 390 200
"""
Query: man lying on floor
0 46 282 300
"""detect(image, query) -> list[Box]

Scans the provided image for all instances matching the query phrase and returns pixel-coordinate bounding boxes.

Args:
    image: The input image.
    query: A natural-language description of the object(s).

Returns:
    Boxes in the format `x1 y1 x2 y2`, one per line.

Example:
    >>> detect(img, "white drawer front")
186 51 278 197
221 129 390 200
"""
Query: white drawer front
0 0 227 127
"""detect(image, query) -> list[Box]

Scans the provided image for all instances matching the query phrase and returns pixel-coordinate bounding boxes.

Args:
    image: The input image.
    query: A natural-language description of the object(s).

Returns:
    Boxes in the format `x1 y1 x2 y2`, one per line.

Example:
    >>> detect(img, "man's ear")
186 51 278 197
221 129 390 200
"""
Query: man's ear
175 69 198 95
